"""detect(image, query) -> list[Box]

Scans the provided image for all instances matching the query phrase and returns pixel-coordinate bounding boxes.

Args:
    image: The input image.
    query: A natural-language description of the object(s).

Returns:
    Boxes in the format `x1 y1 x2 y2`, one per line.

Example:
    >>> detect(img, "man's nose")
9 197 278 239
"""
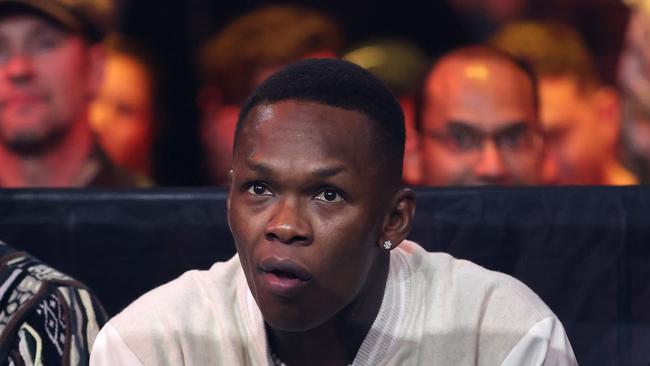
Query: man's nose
474 140 508 183
4 53 35 84
264 196 312 245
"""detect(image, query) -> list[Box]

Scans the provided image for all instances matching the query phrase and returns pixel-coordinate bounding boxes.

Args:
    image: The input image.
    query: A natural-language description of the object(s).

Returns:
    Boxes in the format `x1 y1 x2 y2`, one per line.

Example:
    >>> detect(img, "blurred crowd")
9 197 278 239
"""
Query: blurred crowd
0 0 648 188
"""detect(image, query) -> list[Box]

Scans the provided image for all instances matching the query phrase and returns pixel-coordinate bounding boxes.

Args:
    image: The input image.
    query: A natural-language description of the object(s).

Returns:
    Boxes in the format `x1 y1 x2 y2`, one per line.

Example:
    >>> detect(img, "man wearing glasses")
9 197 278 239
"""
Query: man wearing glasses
418 46 544 186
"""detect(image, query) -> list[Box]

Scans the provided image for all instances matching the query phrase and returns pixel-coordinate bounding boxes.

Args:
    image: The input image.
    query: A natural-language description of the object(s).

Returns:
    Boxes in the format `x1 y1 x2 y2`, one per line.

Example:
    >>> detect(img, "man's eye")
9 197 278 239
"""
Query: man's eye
247 183 271 196
32 35 62 52
116 102 136 118
449 131 478 150
498 130 534 151
314 189 343 202
499 131 525 149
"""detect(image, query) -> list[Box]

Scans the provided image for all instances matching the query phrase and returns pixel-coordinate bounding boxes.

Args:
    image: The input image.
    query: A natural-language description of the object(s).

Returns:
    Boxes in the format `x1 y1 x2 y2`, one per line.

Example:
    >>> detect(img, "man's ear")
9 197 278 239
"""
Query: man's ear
86 43 107 97
380 188 416 250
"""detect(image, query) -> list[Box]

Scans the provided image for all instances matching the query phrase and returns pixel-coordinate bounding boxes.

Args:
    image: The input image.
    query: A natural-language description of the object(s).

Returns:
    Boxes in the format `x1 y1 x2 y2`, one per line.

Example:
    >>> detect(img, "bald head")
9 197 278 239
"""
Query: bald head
427 46 538 120
419 46 543 186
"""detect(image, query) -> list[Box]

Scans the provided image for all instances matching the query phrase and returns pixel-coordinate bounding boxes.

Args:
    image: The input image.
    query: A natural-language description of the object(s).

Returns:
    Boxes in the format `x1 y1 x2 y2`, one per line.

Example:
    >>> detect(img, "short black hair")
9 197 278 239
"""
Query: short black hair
235 58 405 181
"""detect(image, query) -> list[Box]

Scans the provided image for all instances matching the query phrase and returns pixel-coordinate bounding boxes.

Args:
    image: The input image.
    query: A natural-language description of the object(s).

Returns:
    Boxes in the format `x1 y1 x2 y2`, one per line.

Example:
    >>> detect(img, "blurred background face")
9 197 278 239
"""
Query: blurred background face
490 20 633 185
90 52 154 175
540 77 613 184
197 5 342 186
0 15 90 155
419 57 542 186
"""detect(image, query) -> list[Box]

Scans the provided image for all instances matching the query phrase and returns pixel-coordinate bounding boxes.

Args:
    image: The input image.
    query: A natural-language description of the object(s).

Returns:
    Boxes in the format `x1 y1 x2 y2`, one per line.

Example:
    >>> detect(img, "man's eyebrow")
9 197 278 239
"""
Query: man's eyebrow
312 166 347 178
27 23 64 40
444 120 482 133
494 121 531 135
245 160 347 178
245 160 274 175
445 120 531 135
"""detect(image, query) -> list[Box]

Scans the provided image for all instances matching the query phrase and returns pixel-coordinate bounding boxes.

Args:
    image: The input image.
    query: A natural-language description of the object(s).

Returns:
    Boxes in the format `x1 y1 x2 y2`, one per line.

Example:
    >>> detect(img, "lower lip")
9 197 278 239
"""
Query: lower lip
260 271 310 298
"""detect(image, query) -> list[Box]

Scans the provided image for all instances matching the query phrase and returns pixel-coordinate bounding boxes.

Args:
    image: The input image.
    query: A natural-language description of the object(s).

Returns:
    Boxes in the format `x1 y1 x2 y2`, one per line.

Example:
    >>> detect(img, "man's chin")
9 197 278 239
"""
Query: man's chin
264 316 321 333
261 301 329 333
1 129 66 157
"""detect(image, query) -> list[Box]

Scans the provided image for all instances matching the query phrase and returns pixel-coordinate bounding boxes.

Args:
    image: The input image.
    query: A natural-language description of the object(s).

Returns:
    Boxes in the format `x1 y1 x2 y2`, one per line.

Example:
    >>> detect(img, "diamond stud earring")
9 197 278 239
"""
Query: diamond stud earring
383 240 393 250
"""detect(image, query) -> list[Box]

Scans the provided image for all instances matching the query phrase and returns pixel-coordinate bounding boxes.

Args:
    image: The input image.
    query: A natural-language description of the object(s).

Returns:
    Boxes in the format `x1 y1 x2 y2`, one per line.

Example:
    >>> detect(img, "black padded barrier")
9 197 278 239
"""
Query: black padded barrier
0 186 648 365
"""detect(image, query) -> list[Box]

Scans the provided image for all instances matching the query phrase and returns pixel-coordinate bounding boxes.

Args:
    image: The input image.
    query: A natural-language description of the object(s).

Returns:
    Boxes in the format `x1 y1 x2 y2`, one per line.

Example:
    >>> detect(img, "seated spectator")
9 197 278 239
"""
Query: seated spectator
619 1 650 184
0 0 139 187
90 35 160 185
0 241 107 364
91 59 576 365
343 38 430 185
418 45 543 186
492 21 638 185
196 5 342 186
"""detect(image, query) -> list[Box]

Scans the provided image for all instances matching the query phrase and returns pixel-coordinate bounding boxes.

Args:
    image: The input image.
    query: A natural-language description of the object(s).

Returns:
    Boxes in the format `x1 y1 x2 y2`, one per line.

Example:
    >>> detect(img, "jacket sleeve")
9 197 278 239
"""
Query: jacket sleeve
500 316 578 366
5 286 107 365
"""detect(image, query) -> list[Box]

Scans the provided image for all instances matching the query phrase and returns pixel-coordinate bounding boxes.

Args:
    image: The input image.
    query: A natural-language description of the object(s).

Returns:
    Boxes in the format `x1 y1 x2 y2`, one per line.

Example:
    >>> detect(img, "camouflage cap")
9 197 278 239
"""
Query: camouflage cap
0 0 114 42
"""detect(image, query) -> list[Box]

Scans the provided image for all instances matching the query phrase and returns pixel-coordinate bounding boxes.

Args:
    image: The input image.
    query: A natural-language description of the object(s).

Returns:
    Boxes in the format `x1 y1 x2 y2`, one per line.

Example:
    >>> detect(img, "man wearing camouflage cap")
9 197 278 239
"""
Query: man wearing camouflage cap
0 1 116 364
0 0 136 187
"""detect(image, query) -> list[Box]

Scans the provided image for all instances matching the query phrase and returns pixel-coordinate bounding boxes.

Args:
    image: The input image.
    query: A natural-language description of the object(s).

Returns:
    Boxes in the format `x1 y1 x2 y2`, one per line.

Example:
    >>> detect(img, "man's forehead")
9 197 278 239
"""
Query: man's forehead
426 60 534 120
239 100 374 142
0 13 67 33
430 57 531 94
234 100 379 168
240 154 354 182
539 76 585 99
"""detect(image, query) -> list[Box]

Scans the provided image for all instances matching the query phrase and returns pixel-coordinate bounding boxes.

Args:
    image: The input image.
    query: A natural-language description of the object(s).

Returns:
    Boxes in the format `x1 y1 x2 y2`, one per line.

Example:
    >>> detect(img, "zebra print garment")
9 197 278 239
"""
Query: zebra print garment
0 242 108 365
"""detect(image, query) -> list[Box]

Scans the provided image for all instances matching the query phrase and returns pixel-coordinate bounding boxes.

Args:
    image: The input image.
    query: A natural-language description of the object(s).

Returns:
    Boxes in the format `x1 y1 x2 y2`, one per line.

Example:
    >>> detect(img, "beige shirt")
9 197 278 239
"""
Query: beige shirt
90 241 577 365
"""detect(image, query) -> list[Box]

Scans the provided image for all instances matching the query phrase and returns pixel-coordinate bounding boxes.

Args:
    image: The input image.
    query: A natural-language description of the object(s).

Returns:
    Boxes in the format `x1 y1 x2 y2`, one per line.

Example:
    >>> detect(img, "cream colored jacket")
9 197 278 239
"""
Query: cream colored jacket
90 241 577 365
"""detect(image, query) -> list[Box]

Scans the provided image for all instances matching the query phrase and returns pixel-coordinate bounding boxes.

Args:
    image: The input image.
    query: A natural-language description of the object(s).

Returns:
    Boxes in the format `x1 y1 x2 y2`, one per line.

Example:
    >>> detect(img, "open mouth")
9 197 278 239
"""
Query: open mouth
259 258 312 281
269 269 300 280
258 258 312 297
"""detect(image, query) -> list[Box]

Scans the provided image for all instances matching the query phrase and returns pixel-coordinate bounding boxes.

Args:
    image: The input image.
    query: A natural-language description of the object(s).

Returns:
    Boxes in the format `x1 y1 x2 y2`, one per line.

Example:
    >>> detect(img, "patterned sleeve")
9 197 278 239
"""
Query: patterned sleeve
5 286 108 366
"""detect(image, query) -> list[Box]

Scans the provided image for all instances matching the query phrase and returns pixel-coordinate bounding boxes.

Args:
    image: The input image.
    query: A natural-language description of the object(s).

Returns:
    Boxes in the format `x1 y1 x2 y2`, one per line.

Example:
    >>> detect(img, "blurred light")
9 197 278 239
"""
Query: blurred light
465 64 489 80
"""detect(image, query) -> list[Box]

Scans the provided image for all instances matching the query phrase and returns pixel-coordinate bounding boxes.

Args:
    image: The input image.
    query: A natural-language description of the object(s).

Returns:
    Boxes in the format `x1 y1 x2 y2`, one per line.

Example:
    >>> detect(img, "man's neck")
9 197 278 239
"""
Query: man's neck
0 118 96 187
267 253 390 366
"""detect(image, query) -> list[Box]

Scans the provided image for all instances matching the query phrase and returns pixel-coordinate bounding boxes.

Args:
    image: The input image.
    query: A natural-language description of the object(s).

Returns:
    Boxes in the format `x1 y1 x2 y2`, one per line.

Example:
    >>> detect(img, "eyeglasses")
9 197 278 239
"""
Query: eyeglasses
424 122 543 158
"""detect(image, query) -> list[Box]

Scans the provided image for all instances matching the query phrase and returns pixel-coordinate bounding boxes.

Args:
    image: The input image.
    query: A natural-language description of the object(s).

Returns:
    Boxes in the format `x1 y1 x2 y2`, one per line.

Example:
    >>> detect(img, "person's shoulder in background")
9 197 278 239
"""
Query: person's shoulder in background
0 242 108 365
